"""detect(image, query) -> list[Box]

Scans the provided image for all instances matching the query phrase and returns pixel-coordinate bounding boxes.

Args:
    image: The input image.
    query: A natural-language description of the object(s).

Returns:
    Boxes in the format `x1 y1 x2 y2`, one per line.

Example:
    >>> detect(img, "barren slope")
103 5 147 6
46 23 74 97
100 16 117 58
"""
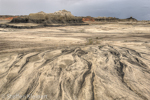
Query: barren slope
0 41 150 100
0 23 150 100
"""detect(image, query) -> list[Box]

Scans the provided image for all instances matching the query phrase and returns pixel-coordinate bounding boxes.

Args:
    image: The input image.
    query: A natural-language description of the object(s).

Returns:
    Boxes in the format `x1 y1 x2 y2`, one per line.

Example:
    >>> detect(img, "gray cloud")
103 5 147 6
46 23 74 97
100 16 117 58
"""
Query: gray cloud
0 0 150 20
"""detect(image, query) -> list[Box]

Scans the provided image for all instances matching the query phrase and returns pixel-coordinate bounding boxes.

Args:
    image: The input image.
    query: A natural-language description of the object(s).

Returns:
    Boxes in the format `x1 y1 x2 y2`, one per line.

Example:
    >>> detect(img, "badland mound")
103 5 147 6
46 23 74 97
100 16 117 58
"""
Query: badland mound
11 10 83 24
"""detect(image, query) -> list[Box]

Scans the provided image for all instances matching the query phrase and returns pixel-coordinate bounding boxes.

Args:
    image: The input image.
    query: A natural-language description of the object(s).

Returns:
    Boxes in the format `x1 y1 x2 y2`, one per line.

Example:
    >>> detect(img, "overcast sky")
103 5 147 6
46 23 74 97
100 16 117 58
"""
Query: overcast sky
0 0 150 20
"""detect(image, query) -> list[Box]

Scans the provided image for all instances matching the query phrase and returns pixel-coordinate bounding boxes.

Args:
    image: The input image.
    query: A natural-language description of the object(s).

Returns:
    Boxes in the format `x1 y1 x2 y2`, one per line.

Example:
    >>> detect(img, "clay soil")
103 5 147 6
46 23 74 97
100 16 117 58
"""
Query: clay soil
0 21 150 100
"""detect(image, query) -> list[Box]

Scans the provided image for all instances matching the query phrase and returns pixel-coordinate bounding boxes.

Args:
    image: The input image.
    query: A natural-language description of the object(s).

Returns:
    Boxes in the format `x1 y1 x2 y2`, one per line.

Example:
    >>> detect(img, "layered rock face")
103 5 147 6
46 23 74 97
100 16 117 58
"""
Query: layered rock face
11 10 83 24
28 11 46 23
10 10 138 24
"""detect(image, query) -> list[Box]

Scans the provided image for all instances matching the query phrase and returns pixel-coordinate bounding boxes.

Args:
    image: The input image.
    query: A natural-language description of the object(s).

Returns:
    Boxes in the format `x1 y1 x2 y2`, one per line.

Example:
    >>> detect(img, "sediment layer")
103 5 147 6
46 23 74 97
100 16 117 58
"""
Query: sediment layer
0 43 150 100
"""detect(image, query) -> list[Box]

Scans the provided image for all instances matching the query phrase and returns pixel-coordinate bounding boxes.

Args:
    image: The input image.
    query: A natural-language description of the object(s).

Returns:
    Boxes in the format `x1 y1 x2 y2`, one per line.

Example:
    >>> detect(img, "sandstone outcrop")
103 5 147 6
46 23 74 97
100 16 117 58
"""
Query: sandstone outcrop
28 11 46 23
10 10 83 24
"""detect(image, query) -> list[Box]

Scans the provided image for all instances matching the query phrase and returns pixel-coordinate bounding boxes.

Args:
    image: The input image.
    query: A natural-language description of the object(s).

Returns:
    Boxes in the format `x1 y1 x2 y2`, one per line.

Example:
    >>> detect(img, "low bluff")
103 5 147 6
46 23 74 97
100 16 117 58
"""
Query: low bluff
10 10 84 24
10 10 138 25
82 16 137 22
0 10 140 29
94 16 137 22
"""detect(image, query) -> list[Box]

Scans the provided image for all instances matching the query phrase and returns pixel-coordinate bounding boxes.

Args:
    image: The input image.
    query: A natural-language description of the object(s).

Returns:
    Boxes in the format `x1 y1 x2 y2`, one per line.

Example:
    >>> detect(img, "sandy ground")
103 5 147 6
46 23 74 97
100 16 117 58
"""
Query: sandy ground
0 22 150 100
0 22 150 53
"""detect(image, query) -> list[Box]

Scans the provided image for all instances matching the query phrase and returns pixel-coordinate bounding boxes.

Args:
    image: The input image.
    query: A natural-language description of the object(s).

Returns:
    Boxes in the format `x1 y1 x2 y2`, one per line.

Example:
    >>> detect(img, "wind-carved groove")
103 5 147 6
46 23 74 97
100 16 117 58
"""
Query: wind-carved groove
18 53 39 74
23 72 42 100
75 48 88 57
0 54 22 79
71 48 93 99
120 47 142 57
62 48 76 54
76 60 92 98
37 48 76 71
108 46 121 58
115 60 131 89
117 62 135 92
58 81 62 100
75 48 96 100
116 55 148 100
91 72 95 100
116 62 126 83
127 56 150 74
0 55 25 95
4 55 25 83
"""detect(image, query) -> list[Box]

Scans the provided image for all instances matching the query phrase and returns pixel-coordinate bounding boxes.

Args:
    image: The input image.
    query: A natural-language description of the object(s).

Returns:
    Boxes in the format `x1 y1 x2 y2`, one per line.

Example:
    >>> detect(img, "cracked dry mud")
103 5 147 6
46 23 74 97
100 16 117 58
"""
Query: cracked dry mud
0 43 150 100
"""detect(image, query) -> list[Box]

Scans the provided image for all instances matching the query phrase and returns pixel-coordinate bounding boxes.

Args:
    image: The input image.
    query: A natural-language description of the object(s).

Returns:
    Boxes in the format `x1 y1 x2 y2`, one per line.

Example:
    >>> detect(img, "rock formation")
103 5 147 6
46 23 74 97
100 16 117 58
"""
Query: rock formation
82 16 95 22
94 16 137 22
28 11 46 23
94 17 119 22
10 17 28 23
9 10 138 24
126 16 138 21
53 9 74 17
10 10 83 24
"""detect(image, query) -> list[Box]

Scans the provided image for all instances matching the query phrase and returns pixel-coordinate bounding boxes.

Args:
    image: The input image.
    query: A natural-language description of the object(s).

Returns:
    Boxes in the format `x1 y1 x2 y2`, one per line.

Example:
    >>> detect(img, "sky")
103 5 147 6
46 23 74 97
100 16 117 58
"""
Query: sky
0 0 150 20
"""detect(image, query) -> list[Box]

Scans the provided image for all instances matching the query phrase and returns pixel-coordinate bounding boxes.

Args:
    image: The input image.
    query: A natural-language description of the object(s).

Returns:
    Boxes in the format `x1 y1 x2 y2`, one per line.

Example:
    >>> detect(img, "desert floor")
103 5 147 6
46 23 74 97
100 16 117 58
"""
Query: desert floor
0 22 150 100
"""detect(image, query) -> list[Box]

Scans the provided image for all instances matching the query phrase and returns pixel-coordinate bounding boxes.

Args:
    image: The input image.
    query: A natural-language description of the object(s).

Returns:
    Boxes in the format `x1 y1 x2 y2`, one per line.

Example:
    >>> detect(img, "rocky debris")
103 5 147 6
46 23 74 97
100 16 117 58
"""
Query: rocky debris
0 44 149 100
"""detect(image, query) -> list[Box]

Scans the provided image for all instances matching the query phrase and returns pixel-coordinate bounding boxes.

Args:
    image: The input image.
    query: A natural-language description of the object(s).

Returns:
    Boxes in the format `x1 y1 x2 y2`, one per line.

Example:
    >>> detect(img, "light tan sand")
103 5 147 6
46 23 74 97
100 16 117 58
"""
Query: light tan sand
0 22 150 100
